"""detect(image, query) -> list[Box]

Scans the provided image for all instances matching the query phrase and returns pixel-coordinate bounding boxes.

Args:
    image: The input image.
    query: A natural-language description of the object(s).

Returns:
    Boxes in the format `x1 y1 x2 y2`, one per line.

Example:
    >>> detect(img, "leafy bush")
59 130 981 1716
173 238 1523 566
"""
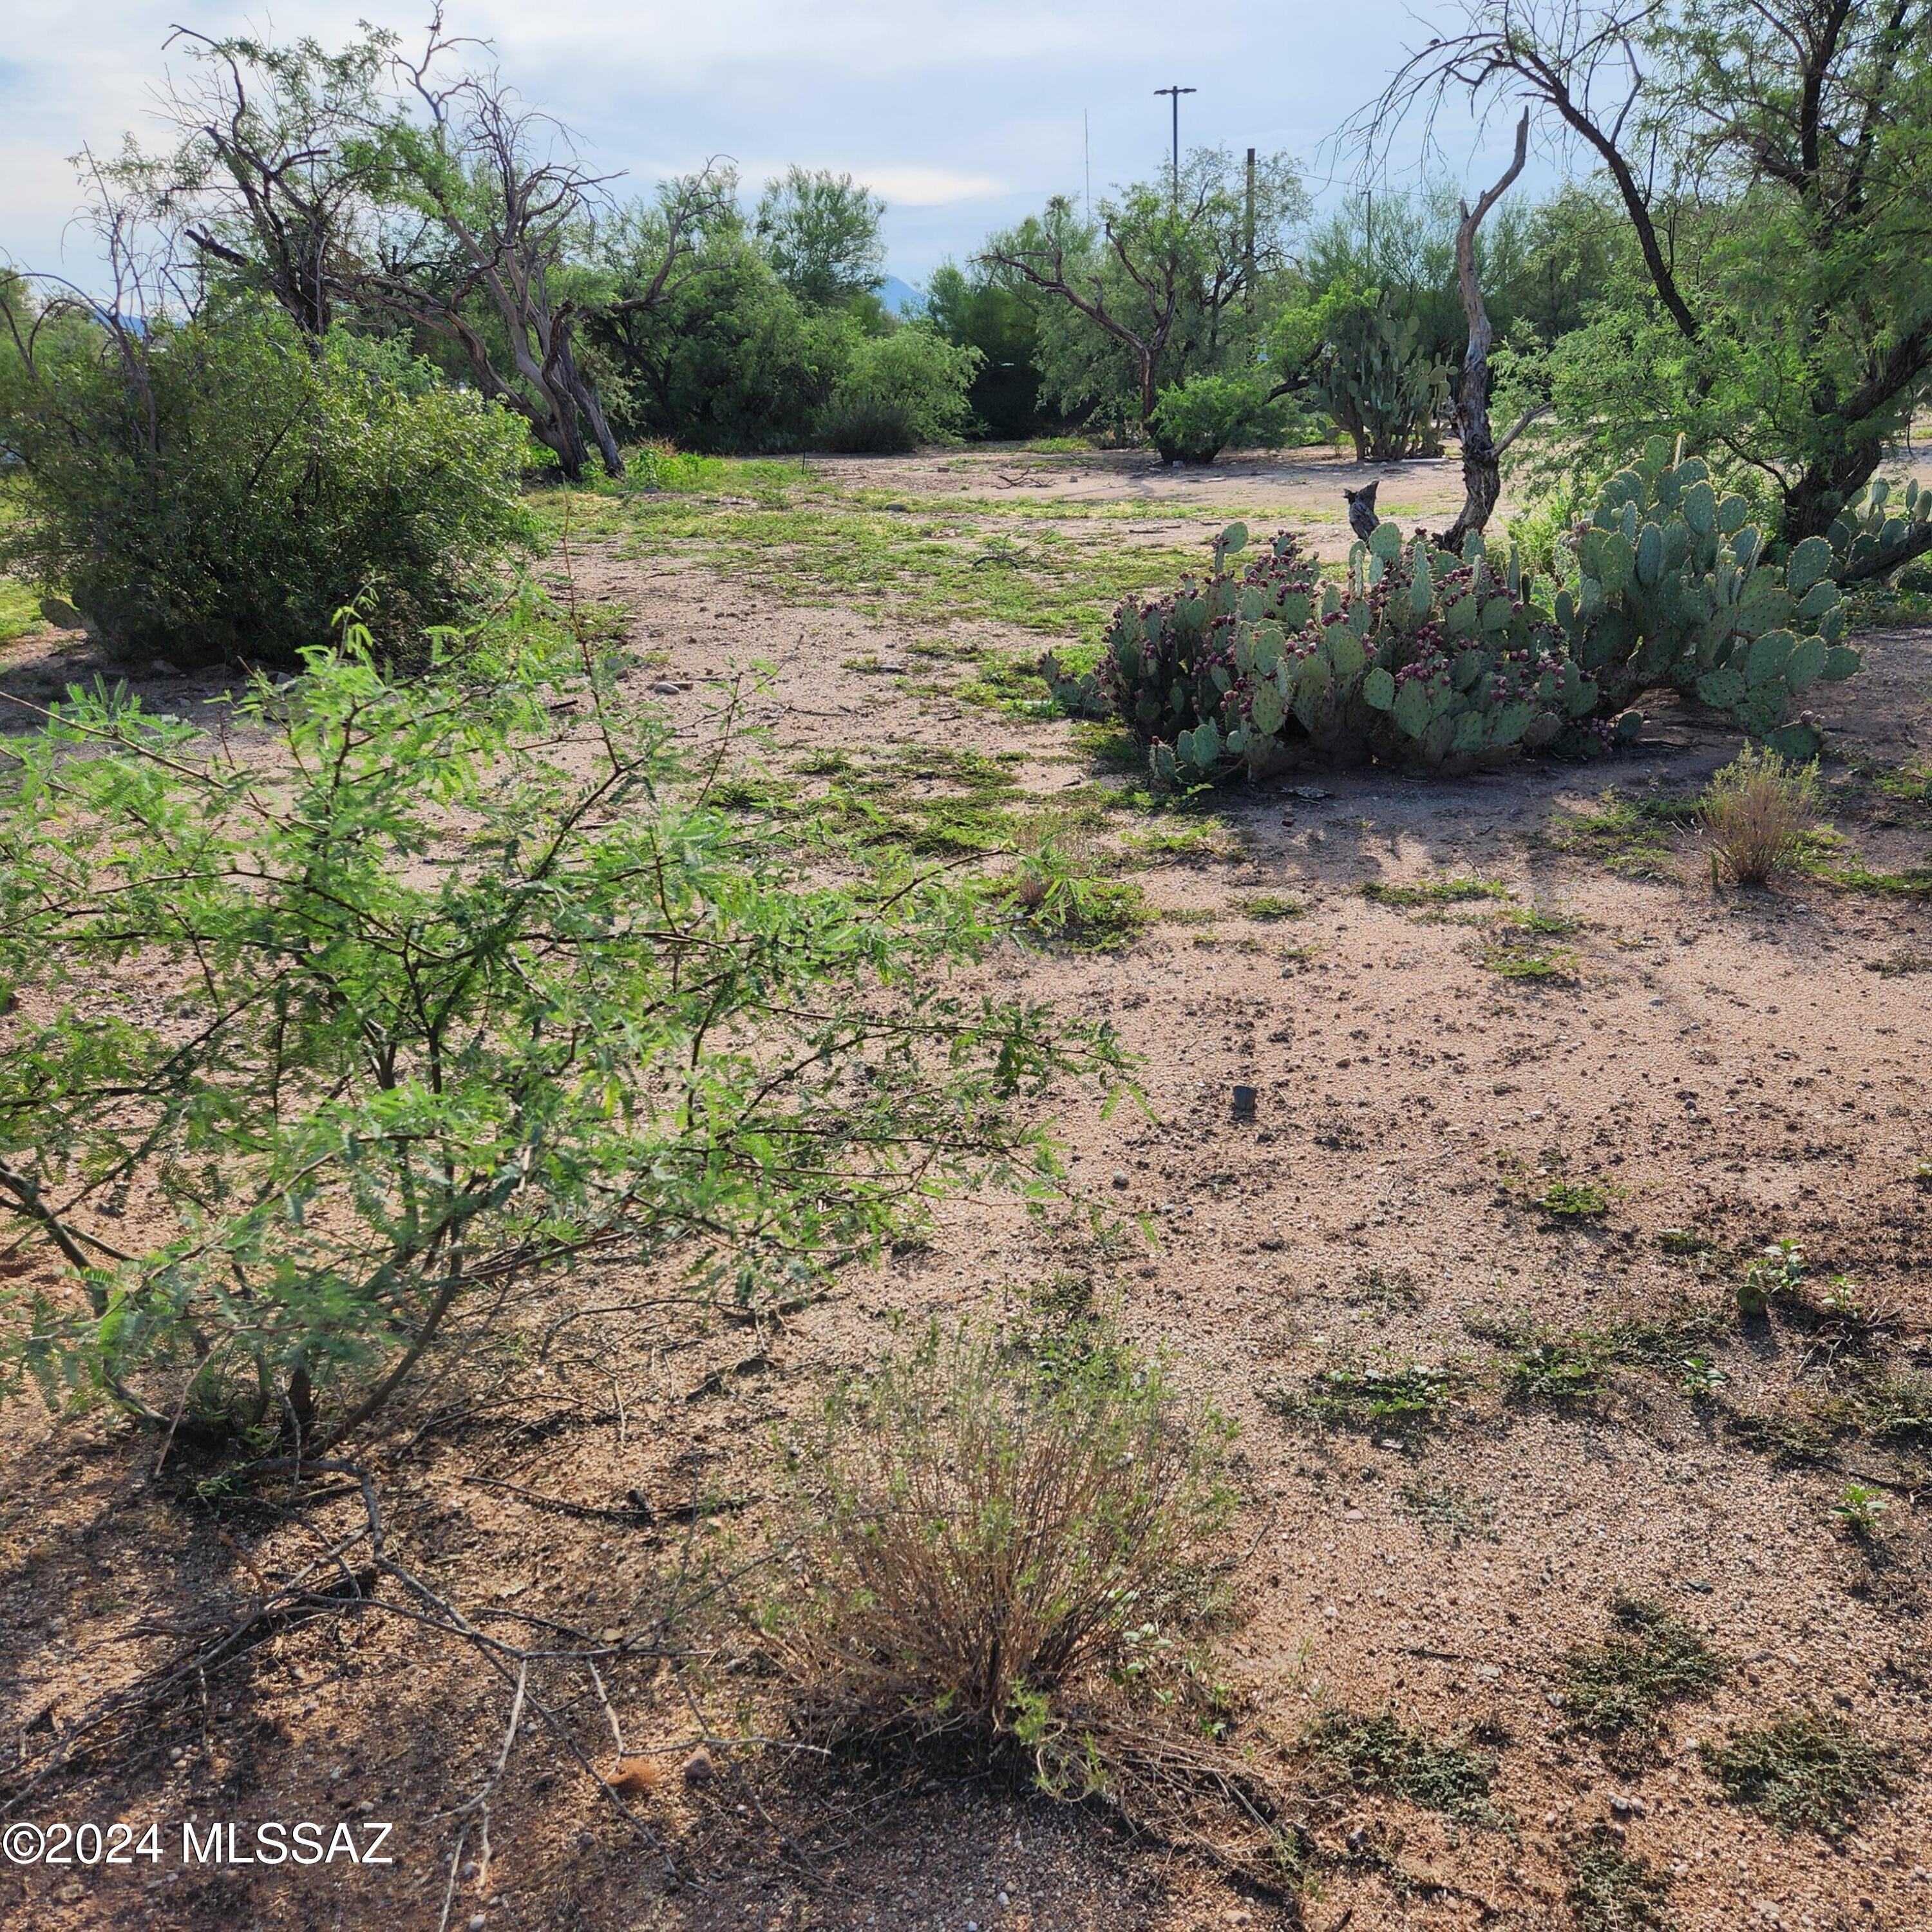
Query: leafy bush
1148 373 1293 465
813 323 981 453
1699 746 1819 885
0 297 532 667
0 629 1119 1440
758 1321 1234 1774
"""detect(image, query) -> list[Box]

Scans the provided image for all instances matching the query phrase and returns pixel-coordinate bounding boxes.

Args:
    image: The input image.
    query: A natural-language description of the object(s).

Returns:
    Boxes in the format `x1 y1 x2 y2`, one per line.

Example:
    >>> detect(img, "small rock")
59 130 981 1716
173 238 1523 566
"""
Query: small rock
650 681 681 696
1342 1508 1364 1522
1609 1793 1645 1819
1231 1084 1258 1122
682 1747 715 1786
57 1885 83 1904
879 661 906 674
1111 1170 1129 1189
1476 1664 1501 1681
1345 1826 1368 1853
883 501 909 511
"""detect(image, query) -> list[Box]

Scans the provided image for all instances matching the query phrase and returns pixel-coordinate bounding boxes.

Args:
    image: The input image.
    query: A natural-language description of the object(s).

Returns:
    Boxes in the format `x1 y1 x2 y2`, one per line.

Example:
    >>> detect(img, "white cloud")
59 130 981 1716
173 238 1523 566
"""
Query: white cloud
2 0 1542 286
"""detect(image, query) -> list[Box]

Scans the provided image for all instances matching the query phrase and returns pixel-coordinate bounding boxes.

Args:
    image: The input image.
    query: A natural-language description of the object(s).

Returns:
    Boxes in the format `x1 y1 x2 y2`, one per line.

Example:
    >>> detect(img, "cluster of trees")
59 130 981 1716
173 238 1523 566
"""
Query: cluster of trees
925 0 1932 564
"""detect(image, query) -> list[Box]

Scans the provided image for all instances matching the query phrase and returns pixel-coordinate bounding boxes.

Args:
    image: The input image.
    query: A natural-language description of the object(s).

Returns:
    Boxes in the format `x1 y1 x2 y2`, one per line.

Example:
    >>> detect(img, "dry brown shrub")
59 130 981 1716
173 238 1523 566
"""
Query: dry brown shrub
1699 746 1820 884
756 1322 1305 1893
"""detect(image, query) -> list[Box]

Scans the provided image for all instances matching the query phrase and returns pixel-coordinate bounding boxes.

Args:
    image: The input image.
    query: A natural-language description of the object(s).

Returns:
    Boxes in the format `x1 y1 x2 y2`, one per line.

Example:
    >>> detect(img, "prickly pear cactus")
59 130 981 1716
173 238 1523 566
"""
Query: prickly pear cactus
1552 437 1857 760
1827 477 1932 588
1101 523 1322 787
1106 520 1597 787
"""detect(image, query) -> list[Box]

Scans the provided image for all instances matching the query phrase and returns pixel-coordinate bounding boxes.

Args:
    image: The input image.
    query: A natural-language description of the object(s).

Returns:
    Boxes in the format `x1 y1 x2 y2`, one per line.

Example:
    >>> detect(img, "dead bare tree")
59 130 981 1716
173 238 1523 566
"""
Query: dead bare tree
350 20 730 480
141 25 398 340
1346 0 1932 553
1437 110 1551 547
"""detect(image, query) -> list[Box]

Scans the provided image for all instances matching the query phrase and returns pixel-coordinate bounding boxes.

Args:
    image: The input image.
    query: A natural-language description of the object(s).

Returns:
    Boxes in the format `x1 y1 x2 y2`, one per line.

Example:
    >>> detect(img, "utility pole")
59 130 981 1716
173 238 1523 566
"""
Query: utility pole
1244 146 1256 312
1084 109 1091 220
1153 86 1195 203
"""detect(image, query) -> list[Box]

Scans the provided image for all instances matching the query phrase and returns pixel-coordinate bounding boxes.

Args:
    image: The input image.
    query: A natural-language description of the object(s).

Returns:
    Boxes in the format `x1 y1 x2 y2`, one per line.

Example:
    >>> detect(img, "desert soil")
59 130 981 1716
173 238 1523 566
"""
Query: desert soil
1 444 1929 1932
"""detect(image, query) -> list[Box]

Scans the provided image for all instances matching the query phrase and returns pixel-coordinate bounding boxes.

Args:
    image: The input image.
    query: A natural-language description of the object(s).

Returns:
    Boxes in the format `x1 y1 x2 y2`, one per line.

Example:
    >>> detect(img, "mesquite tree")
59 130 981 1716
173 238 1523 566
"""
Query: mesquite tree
1356 0 1932 564
0 629 1123 1444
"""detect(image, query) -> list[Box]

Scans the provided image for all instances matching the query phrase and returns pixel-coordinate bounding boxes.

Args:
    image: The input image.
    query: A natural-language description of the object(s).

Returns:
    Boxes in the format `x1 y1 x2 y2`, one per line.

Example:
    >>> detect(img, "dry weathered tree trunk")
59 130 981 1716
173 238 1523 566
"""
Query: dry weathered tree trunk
1439 112 1543 553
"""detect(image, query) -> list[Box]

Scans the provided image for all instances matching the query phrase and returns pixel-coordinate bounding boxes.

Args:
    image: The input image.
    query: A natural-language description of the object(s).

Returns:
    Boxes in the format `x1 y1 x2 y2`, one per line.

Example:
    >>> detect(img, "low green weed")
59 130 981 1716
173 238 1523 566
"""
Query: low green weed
1701 1712 1889 1839
1563 1598 1725 1752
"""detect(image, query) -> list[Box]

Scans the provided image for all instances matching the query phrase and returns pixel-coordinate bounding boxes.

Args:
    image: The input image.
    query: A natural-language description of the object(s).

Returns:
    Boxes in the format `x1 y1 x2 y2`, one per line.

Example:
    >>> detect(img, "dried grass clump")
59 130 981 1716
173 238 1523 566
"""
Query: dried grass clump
758 1323 1303 1890
1699 745 1819 884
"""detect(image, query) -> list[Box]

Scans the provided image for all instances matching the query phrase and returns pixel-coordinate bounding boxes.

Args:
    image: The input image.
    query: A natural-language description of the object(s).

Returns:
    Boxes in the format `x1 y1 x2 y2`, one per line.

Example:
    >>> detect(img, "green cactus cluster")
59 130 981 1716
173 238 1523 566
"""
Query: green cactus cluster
1551 437 1857 761
1055 433 1866 790
1827 477 1932 587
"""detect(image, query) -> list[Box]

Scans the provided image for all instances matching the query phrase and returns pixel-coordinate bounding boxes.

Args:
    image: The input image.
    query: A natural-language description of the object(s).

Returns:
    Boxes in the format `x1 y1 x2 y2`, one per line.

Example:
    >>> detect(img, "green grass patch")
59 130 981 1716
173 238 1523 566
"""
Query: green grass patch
1481 939 1579 981
1544 790 1698 880
1701 1711 1889 1839
1314 1710 1501 1825
1361 875 1512 907
0 578 46 646
1563 1598 1725 1752
1235 892 1306 921
1808 860 1932 898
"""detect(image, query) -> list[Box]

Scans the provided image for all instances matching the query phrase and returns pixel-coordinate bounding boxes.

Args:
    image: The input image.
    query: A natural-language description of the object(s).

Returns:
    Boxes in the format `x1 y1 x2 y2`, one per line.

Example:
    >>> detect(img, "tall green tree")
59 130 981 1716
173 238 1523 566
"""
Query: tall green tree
1364 0 1932 560
755 166 887 310
981 148 1307 455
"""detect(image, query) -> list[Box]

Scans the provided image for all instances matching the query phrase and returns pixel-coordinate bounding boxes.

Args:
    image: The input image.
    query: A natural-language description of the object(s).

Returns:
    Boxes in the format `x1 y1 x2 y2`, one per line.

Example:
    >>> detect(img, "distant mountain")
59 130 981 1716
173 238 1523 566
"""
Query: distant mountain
878 274 929 317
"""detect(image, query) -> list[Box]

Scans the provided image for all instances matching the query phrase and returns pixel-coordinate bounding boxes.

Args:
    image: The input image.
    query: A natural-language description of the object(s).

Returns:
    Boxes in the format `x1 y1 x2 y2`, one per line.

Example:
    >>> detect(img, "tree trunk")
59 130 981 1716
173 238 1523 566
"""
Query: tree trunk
1440 113 1530 553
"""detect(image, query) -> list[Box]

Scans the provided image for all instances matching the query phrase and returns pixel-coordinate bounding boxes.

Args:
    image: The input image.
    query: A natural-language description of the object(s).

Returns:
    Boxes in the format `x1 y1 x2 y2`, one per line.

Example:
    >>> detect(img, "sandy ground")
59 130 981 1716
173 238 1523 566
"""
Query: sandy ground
2 447 1930 1932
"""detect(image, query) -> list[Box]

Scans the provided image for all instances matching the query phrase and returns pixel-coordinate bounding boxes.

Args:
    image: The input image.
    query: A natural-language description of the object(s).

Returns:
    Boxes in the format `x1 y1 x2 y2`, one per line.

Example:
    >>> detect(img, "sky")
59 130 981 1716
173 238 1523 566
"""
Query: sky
0 1 1563 294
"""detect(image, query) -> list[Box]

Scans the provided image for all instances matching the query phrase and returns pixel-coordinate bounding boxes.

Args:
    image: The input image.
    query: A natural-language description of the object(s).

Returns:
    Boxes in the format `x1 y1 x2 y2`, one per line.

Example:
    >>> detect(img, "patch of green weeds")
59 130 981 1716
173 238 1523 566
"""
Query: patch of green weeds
1657 1228 1718 1257
1122 820 1235 865
1865 949 1932 974
1481 938 1580 981
1313 1710 1502 1825
791 748 857 779
1536 1177 1614 1218
0 576 46 645
1361 875 1513 907
1395 1479 1498 1544
1499 904 1581 936
1235 893 1306 921
1286 1361 1458 1434
618 493 1208 656
1566 1832 1676 1932
1472 1305 1725 1406
1700 1711 1889 1839
1807 858 1932 897
1563 1598 1725 1753
1544 790 1698 880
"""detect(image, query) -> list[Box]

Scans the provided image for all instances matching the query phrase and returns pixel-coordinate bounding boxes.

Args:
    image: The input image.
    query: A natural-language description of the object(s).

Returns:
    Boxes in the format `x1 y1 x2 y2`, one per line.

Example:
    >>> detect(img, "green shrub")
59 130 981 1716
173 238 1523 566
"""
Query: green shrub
0 296 532 667
1699 746 1820 884
1148 373 1294 465
0 629 1119 1440
813 323 981 453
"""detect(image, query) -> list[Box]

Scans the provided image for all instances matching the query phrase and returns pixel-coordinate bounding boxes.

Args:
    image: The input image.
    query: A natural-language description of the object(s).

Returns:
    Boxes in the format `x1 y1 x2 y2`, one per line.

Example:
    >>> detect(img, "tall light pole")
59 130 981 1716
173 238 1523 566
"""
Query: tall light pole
1153 85 1195 202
